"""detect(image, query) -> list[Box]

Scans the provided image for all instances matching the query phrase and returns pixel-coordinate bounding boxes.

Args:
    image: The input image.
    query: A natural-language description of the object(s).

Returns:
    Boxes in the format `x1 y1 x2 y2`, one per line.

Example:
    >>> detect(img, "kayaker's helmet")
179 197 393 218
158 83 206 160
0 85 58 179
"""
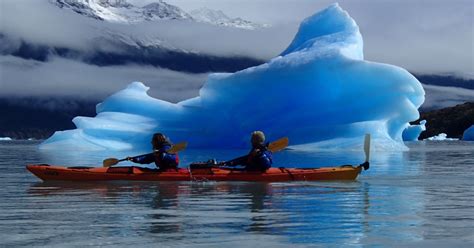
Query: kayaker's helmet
251 131 265 146
152 133 168 148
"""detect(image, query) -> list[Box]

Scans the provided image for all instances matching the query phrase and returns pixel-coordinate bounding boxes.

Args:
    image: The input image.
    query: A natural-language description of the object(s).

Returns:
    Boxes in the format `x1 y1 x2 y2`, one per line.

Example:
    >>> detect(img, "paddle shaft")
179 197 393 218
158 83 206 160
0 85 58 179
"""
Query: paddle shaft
223 155 248 166
223 137 289 166
104 142 187 167
360 134 370 170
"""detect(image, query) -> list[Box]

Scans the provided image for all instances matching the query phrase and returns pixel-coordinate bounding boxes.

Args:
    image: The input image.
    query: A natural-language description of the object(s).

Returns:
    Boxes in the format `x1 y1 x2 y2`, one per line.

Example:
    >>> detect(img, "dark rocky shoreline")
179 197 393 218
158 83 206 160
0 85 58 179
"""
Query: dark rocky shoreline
414 102 473 140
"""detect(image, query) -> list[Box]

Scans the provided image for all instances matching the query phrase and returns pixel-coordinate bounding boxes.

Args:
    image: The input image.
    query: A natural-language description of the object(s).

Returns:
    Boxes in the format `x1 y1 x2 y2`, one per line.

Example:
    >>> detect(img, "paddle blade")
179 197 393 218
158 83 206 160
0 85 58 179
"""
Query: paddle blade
364 134 371 163
167 142 187 154
103 158 119 167
268 137 289 152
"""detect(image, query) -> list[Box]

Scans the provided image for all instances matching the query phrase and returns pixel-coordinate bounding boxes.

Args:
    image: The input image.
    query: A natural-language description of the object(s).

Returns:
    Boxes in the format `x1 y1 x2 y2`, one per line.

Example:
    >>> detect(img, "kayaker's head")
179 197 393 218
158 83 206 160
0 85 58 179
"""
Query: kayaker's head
152 133 168 149
251 131 265 147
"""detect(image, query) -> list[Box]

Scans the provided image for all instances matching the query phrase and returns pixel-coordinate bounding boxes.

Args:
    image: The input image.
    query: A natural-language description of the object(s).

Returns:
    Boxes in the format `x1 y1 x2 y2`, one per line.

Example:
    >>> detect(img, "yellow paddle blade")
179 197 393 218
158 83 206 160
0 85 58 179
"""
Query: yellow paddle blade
268 137 289 152
167 142 188 154
103 158 119 167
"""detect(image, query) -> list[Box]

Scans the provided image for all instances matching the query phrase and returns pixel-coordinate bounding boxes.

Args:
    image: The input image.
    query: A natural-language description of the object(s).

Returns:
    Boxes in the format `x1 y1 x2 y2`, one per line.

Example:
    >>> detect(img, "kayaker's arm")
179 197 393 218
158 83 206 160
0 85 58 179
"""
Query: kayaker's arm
222 155 248 166
128 153 155 164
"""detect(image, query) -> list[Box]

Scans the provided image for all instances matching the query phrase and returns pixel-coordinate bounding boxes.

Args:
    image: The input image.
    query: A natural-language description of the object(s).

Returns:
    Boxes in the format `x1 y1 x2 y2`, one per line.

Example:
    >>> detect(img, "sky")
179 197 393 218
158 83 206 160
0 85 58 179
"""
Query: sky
0 0 473 103
147 0 474 76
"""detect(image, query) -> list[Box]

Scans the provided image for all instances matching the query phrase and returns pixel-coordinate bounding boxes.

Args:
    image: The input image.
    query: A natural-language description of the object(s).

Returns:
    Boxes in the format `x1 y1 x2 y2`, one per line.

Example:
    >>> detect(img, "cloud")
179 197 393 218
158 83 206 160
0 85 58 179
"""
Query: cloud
422 84 474 110
161 0 474 75
2 0 472 75
0 55 208 102
1 0 473 102
0 0 293 60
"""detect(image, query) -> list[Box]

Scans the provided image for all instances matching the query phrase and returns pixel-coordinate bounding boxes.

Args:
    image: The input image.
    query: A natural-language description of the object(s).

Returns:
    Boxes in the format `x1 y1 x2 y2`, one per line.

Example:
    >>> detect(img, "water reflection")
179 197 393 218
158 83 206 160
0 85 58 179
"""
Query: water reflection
148 183 181 235
28 180 375 245
245 183 271 233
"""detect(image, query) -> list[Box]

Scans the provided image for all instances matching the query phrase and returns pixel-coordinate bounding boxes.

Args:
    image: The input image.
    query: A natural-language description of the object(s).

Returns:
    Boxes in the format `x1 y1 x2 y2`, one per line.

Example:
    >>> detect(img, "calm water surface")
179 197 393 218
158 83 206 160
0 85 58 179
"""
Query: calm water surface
0 140 473 247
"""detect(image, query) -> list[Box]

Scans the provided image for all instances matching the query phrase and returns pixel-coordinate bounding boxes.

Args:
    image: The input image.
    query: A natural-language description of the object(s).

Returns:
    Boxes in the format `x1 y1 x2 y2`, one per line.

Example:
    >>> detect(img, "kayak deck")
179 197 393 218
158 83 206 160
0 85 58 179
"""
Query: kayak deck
26 164 364 182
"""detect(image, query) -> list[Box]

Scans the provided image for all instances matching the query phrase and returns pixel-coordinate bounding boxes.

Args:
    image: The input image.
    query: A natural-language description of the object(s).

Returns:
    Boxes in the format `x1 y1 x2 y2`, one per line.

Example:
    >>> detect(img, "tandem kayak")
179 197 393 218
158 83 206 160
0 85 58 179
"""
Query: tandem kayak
26 163 369 182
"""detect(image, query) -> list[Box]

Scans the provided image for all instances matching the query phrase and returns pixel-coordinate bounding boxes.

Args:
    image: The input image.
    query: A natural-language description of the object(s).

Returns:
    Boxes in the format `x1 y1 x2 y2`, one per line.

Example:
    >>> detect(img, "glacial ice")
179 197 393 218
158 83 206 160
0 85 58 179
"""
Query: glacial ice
40 4 425 151
0 137 13 141
402 120 426 141
463 125 474 141
424 133 458 141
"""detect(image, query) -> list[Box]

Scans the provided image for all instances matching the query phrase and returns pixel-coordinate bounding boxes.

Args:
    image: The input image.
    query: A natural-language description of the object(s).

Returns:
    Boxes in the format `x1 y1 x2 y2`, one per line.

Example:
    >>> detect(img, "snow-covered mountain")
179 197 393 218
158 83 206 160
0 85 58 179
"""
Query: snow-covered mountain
52 0 191 22
142 2 192 21
1 0 270 76
51 0 267 29
189 8 269 30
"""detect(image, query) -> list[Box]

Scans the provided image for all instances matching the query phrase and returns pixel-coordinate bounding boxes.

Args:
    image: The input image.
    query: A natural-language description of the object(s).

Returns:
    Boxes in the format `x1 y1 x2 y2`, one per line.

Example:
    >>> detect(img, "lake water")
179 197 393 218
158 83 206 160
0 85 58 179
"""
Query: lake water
0 140 473 247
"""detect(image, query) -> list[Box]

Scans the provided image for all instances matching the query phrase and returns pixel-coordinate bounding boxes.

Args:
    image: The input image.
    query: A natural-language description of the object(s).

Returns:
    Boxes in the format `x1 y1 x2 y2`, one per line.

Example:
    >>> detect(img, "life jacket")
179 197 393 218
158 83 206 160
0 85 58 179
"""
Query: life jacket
154 143 179 170
246 144 273 171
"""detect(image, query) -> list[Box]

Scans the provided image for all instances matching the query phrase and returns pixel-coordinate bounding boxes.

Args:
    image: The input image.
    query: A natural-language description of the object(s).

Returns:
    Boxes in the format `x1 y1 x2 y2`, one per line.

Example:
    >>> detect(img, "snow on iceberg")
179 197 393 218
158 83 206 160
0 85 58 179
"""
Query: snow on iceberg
462 125 474 141
402 120 426 141
40 4 424 151
0 137 13 141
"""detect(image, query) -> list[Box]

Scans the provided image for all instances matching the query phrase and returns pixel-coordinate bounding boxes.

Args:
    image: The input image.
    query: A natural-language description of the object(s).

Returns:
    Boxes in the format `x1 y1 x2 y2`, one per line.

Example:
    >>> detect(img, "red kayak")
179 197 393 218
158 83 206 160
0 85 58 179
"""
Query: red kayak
26 163 368 182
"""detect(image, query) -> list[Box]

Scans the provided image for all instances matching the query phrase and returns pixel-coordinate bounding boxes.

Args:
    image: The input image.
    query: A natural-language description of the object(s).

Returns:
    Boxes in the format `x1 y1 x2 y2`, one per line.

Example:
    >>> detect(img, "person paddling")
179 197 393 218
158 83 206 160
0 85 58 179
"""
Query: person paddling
127 133 179 170
226 131 273 171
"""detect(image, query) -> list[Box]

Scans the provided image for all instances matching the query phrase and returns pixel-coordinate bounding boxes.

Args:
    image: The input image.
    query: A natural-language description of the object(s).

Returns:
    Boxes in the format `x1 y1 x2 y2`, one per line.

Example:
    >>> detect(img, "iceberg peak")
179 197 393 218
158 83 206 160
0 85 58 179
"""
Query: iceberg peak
281 3 360 57
124 81 149 93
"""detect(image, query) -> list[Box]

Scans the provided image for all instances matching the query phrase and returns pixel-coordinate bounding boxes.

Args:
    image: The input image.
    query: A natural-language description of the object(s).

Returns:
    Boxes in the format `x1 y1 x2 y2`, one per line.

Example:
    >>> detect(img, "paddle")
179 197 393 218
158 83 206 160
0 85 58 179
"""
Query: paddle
166 142 188 154
360 134 370 170
103 142 188 167
268 137 289 153
224 137 289 165
190 137 289 169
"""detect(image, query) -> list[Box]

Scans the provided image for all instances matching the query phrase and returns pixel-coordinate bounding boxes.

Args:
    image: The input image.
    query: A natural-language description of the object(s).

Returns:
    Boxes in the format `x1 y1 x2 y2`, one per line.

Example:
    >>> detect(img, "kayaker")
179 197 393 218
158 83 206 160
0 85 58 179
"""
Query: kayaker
226 131 273 171
127 133 179 170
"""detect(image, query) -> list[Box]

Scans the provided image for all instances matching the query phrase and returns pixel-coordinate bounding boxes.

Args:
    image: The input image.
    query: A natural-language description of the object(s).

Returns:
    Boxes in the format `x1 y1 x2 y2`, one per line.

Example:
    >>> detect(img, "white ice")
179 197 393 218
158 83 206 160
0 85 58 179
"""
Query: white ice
0 137 13 141
424 133 459 141
40 4 425 151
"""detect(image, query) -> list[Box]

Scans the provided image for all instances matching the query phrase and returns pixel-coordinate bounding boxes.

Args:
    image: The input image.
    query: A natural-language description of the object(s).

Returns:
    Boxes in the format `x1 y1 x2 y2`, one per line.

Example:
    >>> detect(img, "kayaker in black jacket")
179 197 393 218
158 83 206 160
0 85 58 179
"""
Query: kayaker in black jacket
226 131 273 171
127 133 179 170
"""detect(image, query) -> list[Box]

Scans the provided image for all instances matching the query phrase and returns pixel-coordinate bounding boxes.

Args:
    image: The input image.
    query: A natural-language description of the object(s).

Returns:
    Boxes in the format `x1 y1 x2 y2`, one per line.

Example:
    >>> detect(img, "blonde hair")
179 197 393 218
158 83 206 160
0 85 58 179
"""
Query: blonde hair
251 131 265 145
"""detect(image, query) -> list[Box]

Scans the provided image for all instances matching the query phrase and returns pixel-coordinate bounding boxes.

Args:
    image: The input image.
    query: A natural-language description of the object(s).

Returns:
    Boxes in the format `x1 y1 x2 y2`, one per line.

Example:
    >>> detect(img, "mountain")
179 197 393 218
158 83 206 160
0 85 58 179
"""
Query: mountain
189 8 269 30
51 0 267 29
413 74 474 90
412 74 474 111
421 84 474 111
413 102 474 139
1 1 267 74
0 97 97 140
3 34 263 73
142 2 192 20
52 0 191 22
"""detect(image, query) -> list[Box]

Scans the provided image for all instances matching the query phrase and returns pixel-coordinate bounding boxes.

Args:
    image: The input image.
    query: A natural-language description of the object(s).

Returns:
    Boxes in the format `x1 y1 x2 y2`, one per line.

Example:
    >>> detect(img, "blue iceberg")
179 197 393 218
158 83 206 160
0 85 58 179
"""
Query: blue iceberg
463 125 474 141
40 4 424 151
402 120 426 141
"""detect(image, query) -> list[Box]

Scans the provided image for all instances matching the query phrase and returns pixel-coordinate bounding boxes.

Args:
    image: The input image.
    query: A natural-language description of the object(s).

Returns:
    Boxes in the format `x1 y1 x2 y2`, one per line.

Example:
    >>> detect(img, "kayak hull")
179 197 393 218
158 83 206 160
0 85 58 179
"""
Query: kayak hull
26 164 363 182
